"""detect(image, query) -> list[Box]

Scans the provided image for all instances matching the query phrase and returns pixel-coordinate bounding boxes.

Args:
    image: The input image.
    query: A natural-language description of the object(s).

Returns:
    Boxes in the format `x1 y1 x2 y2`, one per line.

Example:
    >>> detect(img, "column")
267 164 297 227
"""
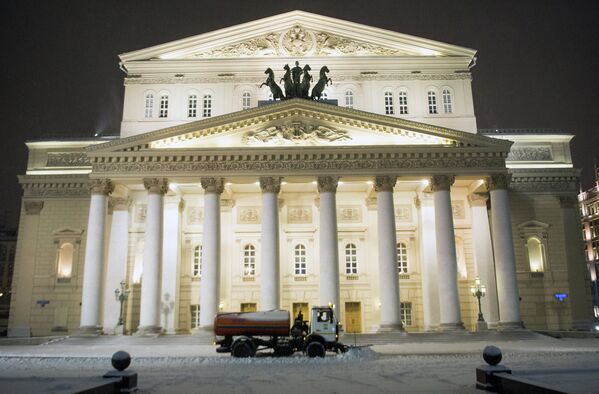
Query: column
136 178 168 335
487 174 521 329
199 177 224 329
375 176 403 332
161 195 183 334
259 177 281 311
469 192 500 329
417 192 440 331
317 176 340 312
8 201 44 337
79 179 114 335
102 197 131 334
431 175 464 331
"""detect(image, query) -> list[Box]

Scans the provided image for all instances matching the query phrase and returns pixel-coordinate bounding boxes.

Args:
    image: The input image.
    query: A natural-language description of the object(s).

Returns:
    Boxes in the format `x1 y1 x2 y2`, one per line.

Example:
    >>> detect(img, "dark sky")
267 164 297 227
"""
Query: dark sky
2 0 599 227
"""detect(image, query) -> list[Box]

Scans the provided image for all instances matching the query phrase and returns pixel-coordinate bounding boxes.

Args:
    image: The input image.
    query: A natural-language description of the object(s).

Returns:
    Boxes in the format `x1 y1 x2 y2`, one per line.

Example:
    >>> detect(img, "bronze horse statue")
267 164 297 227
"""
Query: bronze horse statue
311 66 332 100
281 64 294 99
260 68 284 100
299 64 312 99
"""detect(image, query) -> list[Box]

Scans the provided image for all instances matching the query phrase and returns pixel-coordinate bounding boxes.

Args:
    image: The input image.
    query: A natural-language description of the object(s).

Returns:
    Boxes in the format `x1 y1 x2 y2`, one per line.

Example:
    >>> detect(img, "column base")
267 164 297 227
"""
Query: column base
74 325 103 337
497 321 524 331
377 323 406 333
572 319 594 331
7 327 31 337
486 322 500 330
439 322 466 332
134 325 162 337
476 321 489 332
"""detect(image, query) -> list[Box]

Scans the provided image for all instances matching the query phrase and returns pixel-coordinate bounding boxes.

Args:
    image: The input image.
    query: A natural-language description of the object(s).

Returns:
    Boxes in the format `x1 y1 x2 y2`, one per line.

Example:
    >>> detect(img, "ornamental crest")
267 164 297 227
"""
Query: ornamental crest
281 25 315 56
242 122 351 146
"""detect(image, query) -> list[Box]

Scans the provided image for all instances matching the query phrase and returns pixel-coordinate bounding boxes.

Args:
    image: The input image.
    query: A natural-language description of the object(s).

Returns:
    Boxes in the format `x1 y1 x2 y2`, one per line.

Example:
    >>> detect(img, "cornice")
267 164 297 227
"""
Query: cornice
19 174 91 198
509 169 580 193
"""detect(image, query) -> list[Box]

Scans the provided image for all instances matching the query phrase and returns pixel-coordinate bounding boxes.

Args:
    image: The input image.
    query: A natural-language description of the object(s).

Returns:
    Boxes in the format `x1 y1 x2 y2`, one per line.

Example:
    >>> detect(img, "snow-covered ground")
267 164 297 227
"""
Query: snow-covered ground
0 335 598 393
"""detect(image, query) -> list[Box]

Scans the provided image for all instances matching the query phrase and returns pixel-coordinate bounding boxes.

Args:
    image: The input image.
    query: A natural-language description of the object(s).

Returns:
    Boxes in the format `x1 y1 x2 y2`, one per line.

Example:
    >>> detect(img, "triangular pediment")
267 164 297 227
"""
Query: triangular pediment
87 99 511 155
120 11 476 62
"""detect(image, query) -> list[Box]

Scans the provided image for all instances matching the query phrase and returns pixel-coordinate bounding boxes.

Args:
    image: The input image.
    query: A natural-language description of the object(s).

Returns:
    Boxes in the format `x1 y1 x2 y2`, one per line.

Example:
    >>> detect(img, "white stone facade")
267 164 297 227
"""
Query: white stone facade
8 11 593 337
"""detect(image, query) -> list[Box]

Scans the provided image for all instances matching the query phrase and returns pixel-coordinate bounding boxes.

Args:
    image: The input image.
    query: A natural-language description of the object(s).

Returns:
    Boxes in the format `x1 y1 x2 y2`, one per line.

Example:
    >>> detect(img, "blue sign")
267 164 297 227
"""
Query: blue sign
36 300 50 307
554 293 568 302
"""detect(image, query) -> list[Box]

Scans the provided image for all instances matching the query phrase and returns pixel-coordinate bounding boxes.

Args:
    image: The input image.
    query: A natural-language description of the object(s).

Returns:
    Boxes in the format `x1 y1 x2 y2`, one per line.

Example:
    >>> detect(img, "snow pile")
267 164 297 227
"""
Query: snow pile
339 346 378 361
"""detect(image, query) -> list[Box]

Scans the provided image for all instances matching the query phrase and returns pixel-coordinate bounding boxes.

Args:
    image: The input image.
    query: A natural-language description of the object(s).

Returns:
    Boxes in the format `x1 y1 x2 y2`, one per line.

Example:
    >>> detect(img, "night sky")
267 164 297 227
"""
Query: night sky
2 0 599 227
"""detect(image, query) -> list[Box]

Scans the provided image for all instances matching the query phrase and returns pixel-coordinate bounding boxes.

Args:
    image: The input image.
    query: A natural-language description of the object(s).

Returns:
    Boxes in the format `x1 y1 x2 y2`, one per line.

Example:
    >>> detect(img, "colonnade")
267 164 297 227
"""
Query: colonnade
78 173 522 335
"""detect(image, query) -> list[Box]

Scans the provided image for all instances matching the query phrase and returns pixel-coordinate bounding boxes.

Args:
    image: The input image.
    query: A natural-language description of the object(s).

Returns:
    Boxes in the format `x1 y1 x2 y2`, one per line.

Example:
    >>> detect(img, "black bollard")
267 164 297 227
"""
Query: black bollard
475 345 512 391
103 350 138 392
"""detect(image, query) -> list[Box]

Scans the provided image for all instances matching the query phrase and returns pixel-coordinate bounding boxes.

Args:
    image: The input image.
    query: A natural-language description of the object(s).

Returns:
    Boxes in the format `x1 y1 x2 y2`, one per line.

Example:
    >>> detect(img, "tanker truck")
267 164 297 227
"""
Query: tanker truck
214 305 347 358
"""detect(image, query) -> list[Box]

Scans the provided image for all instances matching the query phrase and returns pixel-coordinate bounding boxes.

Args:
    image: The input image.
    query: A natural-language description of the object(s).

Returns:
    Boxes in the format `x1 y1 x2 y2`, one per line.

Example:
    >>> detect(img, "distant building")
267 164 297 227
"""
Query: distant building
0 228 17 335
579 164 599 320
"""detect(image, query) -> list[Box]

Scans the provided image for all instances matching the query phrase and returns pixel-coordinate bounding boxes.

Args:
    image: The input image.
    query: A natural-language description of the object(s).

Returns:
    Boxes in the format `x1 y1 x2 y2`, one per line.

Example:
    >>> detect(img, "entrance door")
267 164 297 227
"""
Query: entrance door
292 302 309 322
240 303 257 312
345 302 361 333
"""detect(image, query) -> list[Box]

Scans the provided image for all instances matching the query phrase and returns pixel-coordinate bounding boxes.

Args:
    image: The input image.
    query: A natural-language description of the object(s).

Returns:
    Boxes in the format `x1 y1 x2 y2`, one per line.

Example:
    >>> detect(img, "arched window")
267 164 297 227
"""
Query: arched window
243 244 256 277
396 242 408 274
344 90 354 109
57 242 74 279
442 88 453 113
398 90 408 114
384 91 394 115
192 245 202 277
345 243 358 275
188 94 198 118
202 94 212 117
427 90 438 114
294 244 307 276
242 92 251 110
527 237 545 272
144 93 154 118
159 94 169 118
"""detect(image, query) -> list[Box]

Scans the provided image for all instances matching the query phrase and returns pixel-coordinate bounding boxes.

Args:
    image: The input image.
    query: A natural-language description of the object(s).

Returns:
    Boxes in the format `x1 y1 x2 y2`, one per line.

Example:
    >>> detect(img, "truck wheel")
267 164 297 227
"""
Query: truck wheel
306 341 326 358
232 341 255 358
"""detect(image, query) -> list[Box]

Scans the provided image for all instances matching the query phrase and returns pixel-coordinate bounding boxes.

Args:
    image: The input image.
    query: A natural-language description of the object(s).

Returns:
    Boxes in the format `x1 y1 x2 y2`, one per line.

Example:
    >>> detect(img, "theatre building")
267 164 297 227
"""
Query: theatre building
8 11 593 337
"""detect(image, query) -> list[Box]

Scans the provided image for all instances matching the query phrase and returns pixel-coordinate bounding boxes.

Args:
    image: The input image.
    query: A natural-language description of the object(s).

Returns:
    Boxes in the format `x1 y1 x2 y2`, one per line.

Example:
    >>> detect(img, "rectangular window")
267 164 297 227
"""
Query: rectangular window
243 245 256 277
398 91 408 114
384 92 394 115
159 95 169 118
242 93 251 110
188 95 198 118
240 303 257 312
400 302 412 326
144 94 154 118
190 305 200 329
345 244 358 275
428 91 438 114
203 95 212 117
192 245 202 277
442 89 453 113
345 91 354 109
294 244 307 276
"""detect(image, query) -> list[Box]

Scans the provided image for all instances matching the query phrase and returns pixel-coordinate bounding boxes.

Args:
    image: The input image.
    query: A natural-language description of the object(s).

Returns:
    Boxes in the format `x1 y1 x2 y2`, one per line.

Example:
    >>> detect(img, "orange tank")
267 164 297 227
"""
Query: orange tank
214 310 290 337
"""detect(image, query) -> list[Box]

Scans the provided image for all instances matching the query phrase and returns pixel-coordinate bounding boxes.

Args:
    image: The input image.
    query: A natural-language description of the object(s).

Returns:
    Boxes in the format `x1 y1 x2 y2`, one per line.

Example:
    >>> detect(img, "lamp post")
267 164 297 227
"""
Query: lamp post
114 280 130 328
470 276 487 331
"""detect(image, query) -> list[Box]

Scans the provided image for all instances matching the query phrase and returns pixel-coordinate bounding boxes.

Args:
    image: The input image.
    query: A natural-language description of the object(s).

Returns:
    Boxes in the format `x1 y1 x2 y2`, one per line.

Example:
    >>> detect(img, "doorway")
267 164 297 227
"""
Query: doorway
345 302 362 333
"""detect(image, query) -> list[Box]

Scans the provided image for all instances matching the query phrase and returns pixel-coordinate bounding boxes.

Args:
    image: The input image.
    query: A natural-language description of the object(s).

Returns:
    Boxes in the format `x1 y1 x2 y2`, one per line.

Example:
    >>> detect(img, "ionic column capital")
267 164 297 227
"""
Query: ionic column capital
200 177 225 194
24 200 44 215
468 192 489 207
143 178 169 195
317 176 339 193
259 177 282 194
486 173 511 191
88 179 114 196
430 175 455 192
374 176 397 192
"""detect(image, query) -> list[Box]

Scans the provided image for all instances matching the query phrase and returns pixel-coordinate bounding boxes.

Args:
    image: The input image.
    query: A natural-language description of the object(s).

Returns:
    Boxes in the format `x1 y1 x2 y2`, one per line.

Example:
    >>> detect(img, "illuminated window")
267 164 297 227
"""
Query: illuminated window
428 90 438 114
344 90 354 108
57 242 74 281
345 243 358 274
527 237 545 272
397 242 408 273
442 88 453 113
159 94 169 118
188 94 198 118
202 94 212 117
398 90 408 114
144 93 154 118
192 245 202 277
243 244 256 277
294 244 306 276
190 305 200 329
242 92 251 110
400 302 412 326
384 91 394 115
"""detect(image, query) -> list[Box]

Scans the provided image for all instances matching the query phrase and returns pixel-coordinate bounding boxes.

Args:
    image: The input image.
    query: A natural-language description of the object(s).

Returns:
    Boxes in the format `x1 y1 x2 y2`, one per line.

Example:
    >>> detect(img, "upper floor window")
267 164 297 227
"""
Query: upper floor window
345 243 358 275
242 92 251 110
159 94 169 118
384 91 394 115
526 237 545 272
398 91 408 115
397 242 408 274
243 244 256 277
442 88 453 113
294 244 307 276
188 95 198 118
344 90 354 109
192 245 202 277
144 93 154 118
202 94 212 117
427 90 438 114
57 242 74 281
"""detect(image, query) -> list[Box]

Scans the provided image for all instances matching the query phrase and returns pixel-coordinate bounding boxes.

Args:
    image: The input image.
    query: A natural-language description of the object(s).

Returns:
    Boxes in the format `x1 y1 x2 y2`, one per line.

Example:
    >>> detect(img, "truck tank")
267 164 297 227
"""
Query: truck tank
214 310 291 337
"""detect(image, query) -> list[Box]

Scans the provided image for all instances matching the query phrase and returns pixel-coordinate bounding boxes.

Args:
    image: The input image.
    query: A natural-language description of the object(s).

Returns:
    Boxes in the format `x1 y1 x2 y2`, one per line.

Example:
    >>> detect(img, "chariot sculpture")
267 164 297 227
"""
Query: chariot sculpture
260 62 331 100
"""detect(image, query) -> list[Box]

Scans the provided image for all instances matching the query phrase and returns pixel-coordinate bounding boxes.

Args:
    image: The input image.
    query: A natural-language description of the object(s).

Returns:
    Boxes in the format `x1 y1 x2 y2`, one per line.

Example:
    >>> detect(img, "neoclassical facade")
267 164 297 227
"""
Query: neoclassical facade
8 11 593 336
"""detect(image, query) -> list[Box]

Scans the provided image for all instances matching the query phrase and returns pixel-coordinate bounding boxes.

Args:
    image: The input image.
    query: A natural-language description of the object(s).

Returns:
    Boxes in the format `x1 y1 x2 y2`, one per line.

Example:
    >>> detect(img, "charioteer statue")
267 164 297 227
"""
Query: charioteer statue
260 61 331 100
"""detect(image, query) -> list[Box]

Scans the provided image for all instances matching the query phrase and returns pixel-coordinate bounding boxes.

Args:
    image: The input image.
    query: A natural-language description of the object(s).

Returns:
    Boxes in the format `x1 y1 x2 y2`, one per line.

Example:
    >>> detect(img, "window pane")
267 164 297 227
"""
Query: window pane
428 91 437 114
345 90 354 109
159 95 169 118
398 91 408 114
442 89 453 113
384 91 394 115
203 95 212 117
188 95 198 118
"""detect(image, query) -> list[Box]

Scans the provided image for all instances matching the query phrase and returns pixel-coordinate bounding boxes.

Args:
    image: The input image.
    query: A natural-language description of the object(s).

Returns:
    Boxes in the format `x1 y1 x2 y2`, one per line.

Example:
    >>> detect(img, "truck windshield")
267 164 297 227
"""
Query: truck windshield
316 310 330 322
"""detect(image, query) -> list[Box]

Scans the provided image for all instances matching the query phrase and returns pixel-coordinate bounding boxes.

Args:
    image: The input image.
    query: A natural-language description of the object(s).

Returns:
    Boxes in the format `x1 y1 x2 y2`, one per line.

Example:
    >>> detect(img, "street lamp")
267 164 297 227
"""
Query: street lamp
470 276 487 325
114 280 130 327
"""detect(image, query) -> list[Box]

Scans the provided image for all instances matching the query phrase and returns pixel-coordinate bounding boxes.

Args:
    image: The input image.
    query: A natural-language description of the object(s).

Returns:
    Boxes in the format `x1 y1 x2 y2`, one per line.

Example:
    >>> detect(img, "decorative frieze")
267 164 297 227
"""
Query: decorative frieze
238 207 261 224
259 177 282 193
374 176 397 192
395 205 412 222
186 207 204 224
506 147 552 162
337 206 362 223
200 177 225 194
486 174 511 191
143 178 169 195
287 206 312 223
451 200 465 220
46 152 91 167
317 176 339 193
134 204 147 223
24 201 44 215
430 175 455 192
88 179 114 196
243 123 351 146
510 173 579 193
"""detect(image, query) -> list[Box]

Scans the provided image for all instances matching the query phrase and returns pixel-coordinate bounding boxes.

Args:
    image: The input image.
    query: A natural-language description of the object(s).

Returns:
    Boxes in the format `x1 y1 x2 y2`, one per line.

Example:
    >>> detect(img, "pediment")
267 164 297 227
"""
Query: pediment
120 11 476 62
87 99 511 155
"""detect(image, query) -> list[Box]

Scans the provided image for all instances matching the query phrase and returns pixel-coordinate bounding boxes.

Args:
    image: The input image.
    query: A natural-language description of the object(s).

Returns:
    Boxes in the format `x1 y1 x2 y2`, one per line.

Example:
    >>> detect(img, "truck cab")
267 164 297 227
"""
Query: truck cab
309 306 339 344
